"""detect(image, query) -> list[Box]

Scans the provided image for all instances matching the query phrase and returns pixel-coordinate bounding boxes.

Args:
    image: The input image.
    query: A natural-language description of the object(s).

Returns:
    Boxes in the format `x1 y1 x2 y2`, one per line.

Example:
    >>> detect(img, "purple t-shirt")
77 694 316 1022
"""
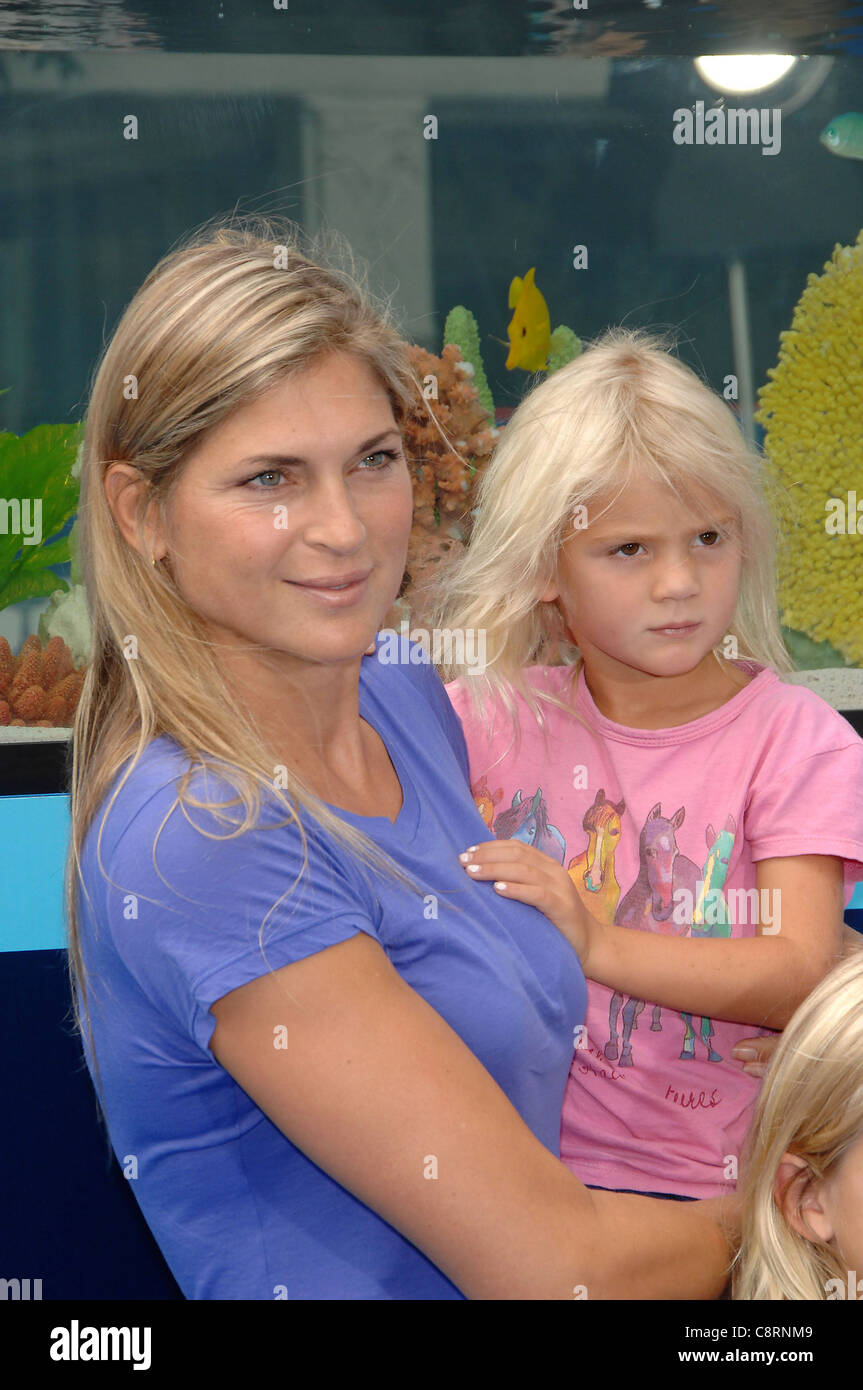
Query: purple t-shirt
76 634 586 1300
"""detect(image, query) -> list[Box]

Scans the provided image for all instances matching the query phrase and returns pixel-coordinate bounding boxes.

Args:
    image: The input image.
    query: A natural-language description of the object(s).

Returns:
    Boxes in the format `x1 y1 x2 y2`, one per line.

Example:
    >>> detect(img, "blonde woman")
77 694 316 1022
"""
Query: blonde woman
733 951 863 1299
69 215 768 1301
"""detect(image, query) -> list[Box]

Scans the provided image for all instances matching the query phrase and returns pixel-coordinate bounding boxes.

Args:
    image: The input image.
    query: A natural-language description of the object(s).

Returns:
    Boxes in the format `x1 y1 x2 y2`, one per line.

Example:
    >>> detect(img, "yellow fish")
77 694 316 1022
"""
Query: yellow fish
506 267 551 371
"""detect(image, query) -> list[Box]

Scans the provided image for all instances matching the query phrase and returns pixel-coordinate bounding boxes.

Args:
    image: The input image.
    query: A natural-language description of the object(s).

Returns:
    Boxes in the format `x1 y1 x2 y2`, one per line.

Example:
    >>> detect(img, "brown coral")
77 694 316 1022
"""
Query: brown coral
385 342 498 632
0 633 86 728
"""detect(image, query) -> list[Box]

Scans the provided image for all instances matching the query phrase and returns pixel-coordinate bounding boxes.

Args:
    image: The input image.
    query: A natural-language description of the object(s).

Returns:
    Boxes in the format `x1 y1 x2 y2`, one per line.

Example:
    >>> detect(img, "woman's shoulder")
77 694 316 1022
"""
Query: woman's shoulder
88 734 265 867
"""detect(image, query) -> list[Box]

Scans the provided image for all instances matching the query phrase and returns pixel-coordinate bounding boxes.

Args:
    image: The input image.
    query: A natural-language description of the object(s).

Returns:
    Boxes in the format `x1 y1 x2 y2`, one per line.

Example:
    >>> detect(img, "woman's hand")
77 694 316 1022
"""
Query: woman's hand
459 839 597 966
729 925 862 1077
731 1033 780 1077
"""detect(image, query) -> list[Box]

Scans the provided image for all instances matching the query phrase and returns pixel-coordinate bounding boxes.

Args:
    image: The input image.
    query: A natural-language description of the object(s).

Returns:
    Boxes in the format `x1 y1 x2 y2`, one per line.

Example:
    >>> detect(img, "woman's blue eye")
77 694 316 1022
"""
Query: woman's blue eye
359 449 401 470
247 448 400 489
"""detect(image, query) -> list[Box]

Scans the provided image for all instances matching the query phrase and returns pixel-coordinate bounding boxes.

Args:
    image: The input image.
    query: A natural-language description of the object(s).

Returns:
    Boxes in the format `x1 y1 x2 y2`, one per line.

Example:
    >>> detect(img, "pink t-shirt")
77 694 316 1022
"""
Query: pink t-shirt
445 659 863 1198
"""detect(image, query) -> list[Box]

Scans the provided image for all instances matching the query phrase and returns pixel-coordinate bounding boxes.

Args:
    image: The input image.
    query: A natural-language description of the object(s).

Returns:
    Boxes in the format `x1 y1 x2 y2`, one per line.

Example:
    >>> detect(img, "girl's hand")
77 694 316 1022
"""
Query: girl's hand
459 839 597 966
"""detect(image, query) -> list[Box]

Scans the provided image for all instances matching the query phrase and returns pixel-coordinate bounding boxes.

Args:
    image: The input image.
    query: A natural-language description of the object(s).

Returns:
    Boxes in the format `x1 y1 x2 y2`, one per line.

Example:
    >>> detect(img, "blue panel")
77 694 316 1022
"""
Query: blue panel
0 794 70 952
0 947 183 1299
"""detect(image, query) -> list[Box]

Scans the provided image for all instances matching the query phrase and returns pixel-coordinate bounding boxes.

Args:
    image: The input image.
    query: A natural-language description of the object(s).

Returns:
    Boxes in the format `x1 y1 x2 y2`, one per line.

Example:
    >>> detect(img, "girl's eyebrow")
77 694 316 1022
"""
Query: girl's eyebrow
234 429 402 470
588 515 737 542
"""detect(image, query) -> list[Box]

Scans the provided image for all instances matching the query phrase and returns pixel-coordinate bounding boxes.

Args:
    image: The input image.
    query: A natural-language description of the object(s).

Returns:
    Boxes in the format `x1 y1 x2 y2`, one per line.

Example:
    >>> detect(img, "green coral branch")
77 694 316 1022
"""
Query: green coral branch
442 306 495 424
547 325 582 375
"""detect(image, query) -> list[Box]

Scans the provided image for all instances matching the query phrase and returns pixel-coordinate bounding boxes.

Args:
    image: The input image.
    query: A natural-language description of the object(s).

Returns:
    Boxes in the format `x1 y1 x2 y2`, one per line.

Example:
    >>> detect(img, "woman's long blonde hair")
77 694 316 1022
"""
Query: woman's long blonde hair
733 949 863 1299
67 213 451 1132
428 326 795 764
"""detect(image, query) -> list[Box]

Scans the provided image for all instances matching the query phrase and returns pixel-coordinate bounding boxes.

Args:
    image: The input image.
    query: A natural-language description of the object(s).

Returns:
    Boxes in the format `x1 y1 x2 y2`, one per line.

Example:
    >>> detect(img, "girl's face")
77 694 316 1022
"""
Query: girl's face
152 351 414 671
824 1132 863 1276
540 474 743 680
781 1132 863 1280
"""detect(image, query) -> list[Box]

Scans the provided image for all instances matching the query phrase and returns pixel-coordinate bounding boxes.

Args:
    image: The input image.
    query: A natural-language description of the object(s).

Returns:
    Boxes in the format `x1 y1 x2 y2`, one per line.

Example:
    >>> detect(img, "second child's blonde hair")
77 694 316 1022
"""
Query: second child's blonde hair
430 326 794 761
733 949 863 1299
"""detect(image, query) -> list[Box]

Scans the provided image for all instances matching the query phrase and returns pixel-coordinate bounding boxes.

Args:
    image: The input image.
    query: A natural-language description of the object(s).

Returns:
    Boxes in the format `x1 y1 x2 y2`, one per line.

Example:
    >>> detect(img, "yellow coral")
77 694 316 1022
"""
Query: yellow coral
756 229 863 665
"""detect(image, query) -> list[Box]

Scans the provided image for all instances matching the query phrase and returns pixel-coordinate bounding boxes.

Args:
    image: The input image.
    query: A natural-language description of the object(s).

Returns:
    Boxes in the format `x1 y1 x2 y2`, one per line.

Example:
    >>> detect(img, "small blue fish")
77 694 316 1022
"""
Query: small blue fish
820 113 863 160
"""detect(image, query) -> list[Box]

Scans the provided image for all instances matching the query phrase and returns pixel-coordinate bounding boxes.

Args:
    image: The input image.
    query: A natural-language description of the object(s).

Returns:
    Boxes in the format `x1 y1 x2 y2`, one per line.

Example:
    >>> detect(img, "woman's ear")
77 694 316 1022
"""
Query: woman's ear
104 463 162 562
539 581 560 603
773 1152 836 1244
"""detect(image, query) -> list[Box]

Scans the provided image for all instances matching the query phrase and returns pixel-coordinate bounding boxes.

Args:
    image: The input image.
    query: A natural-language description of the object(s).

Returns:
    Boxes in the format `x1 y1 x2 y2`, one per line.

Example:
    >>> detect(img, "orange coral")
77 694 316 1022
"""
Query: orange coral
0 633 85 728
384 342 497 631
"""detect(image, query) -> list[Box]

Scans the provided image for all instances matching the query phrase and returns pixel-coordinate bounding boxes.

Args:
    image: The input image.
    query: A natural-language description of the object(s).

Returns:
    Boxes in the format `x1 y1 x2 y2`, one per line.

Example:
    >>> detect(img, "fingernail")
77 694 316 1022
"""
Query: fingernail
733 1047 756 1059
459 852 472 863
467 864 480 873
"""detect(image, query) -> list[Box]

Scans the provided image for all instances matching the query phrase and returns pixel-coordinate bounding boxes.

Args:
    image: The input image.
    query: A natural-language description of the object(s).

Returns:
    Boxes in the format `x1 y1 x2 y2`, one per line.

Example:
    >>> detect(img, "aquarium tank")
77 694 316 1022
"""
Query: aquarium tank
3 1 863 755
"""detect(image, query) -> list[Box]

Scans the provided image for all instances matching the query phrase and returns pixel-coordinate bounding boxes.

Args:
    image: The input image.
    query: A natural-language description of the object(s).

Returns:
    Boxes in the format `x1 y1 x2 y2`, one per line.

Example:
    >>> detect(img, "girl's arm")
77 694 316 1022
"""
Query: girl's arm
459 844 847 1030
582 854 845 1029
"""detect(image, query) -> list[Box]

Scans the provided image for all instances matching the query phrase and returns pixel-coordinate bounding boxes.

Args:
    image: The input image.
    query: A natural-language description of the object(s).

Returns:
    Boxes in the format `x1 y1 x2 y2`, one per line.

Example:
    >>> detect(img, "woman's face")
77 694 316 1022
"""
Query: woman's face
153 351 414 669
540 475 743 680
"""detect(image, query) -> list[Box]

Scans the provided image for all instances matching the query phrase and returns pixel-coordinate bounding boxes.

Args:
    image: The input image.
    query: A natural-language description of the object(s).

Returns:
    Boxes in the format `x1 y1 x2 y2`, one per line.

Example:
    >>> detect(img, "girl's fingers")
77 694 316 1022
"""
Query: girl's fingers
464 856 539 889
462 855 553 888
460 841 561 876
460 840 521 860
487 881 548 906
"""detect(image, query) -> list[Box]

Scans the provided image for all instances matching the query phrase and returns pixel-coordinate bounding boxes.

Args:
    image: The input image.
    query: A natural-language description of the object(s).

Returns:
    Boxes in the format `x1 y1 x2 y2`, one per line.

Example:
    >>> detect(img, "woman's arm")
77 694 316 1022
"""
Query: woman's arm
582 854 845 1029
210 930 736 1299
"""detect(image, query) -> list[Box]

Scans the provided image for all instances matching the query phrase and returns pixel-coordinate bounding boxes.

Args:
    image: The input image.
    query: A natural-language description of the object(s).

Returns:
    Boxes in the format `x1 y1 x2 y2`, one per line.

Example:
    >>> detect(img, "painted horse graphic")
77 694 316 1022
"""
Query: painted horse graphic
679 815 736 1061
567 787 625 926
493 786 566 863
605 802 700 1067
471 775 503 829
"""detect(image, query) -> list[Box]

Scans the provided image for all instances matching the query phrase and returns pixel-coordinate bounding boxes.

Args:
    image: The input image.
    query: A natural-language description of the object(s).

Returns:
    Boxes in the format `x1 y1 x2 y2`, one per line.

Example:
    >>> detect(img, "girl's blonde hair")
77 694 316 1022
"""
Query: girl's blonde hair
429 326 794 765
733 949 863 1299
67 213 457 1136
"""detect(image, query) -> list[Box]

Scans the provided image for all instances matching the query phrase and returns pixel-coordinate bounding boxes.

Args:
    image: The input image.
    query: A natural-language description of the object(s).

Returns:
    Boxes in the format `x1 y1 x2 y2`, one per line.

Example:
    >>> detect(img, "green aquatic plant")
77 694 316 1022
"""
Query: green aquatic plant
0 421 82 613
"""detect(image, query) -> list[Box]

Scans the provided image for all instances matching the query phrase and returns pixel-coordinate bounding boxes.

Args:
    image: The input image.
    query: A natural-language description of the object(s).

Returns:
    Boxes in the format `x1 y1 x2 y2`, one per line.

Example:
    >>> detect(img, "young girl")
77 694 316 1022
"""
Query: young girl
433 326 863 1201
733 950 863 1299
